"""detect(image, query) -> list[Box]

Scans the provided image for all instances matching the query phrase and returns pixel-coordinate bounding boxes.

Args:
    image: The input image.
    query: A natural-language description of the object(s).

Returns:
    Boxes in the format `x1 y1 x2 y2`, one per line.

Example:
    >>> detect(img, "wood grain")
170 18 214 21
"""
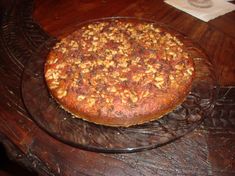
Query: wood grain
0 0 234 175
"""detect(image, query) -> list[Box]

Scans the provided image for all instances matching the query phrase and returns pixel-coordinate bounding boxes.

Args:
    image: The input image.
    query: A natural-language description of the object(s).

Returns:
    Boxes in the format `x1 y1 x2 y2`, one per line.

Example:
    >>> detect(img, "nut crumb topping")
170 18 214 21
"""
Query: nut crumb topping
45 19 195 126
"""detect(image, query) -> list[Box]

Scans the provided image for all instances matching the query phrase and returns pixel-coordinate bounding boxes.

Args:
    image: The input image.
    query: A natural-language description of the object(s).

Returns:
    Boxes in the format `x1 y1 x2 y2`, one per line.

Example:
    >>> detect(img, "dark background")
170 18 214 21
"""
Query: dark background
0 144 37 176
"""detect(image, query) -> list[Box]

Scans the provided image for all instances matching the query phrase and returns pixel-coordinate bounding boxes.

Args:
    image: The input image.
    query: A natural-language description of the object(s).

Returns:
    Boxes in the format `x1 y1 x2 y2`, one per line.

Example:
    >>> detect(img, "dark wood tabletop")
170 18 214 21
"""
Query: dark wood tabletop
0 0 235 175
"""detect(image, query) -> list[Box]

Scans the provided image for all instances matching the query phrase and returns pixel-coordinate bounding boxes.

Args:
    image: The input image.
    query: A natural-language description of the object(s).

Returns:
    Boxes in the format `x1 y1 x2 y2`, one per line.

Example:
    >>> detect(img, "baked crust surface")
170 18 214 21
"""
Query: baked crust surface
44 19 195 127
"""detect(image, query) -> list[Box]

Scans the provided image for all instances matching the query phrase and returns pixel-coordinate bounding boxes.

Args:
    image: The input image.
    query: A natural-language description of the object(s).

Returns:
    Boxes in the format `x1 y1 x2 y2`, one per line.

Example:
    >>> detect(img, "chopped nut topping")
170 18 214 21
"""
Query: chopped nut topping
107 86 117 93
154 76 164 82
77 95 85 101
175 64 184 70
61 47 67 53
57 89 67 99
186 67 194 75
169 75 174 80
130 93 138 103
87 98 96 107
45 19 195 125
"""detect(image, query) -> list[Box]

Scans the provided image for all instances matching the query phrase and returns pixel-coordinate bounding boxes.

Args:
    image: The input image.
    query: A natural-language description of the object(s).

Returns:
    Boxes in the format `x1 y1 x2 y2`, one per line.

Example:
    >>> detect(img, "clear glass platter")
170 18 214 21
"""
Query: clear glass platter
21 17 217 153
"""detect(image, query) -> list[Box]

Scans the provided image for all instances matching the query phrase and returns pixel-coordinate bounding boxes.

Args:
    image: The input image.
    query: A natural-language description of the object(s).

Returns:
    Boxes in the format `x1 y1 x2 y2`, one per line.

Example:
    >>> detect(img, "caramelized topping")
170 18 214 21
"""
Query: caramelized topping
45 20 194 110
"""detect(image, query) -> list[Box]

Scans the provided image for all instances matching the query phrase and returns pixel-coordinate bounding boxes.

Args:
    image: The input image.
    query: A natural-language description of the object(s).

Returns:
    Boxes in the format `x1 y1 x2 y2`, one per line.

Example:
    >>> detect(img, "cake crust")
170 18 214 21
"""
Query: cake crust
44 19 195 127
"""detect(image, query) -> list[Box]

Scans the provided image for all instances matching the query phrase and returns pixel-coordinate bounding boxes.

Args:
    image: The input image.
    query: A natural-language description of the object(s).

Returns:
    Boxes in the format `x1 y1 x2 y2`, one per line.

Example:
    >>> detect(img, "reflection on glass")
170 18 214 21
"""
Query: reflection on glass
188 0 213 8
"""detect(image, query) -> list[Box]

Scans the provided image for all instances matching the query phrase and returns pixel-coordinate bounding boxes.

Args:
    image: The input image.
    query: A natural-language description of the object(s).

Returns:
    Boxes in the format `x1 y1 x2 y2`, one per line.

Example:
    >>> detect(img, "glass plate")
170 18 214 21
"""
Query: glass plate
21 17 217 153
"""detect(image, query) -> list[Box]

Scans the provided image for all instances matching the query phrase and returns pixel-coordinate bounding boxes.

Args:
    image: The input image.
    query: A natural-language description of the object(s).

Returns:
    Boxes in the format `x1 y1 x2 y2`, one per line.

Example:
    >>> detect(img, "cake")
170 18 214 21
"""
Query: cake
44 18 195 127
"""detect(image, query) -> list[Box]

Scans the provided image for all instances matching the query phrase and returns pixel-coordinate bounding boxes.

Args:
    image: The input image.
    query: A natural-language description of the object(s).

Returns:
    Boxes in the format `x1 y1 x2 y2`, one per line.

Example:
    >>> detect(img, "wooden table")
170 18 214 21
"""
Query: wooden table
0 0 234 175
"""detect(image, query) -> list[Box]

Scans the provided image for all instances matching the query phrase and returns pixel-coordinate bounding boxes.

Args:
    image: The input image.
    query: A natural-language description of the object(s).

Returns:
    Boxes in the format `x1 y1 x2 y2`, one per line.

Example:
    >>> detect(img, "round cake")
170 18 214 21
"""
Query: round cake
44 18 195 127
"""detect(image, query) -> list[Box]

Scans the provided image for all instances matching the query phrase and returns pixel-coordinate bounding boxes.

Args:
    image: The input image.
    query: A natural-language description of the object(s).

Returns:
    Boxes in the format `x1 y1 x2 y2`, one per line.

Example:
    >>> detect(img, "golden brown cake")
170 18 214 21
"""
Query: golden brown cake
44 19 195 127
